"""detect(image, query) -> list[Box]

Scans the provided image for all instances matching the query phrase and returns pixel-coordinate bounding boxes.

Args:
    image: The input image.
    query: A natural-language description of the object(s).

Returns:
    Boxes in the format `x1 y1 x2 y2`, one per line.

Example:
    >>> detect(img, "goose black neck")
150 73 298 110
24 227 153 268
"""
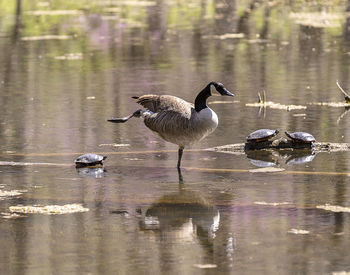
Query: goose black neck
194 83 212 112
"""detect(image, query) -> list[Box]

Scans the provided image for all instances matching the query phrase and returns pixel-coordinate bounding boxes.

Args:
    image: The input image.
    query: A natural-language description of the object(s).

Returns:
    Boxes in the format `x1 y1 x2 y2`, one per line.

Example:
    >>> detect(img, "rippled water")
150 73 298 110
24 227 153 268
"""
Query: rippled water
0 0 350 274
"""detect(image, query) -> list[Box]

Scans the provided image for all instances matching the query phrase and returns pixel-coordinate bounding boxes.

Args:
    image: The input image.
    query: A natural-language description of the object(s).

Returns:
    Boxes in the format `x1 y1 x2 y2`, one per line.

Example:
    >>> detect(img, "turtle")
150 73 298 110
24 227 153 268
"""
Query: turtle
75 153 107 167
285 131 315 144
246 129 279 143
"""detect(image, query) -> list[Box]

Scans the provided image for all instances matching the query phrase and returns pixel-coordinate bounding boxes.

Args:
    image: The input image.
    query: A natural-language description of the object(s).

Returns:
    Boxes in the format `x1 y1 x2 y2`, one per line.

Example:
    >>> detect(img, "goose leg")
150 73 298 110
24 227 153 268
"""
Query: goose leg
107 109 142 123
177 166 184 184
177 146 184 169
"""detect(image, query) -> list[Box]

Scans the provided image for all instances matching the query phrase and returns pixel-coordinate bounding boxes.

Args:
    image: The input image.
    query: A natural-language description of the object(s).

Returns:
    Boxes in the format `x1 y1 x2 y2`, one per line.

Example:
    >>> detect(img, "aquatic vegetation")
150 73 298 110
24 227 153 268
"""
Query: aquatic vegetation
316 204 350 213
9 204 89 215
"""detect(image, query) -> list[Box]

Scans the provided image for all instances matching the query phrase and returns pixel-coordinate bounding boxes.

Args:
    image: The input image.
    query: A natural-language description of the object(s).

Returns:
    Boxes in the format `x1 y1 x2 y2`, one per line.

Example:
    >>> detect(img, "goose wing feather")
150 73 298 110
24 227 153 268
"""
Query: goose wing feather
134 95 193 113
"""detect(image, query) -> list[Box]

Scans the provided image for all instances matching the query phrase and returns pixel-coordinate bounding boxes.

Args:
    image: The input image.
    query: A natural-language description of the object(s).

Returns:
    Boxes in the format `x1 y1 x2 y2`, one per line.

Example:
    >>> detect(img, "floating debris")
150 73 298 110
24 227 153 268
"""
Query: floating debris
0 161 69 167
21 35 72 41
246 101 307 110
9 204 89 215
193 264 217 269
25 10 83 16
316 204 350 213
287 228 310 235
293 113 306 117
332 271 350 275
249 167 285 173
96 0 156 6
254 201 291 206
1 212 24 219
123 157 143 161
289 12 342 28
0 190 26 197
203 33 244 40
308 102 350 107
99 143 130 147
103 7 121 13
55 53 83 60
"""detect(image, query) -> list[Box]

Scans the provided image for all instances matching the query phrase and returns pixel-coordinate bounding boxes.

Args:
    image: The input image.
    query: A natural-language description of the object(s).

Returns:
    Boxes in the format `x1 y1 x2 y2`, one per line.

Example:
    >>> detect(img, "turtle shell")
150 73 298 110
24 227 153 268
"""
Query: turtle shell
75 153 107 166
285 131 315 143
247 129 279 142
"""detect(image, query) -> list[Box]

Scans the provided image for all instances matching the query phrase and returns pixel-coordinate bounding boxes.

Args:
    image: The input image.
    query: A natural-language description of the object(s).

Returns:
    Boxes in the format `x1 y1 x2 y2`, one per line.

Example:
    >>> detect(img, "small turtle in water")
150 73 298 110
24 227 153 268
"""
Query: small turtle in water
75 153 107 167
247 129 279 143
285 131 315 144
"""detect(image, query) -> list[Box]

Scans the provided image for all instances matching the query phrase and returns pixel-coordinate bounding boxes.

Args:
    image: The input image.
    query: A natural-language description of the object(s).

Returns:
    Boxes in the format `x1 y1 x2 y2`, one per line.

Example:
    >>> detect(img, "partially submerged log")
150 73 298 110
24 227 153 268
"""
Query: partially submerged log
207 138 350 154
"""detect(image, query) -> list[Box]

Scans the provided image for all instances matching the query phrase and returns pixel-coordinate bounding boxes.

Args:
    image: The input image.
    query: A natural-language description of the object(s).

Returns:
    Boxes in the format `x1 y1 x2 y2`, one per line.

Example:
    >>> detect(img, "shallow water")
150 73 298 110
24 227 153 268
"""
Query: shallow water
0 0 350 274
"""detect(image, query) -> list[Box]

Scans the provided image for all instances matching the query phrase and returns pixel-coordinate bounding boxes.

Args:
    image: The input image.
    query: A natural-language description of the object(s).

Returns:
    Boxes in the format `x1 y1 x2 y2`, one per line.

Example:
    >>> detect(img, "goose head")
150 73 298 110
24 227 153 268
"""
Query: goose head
210 82 234 97
195 82 234 112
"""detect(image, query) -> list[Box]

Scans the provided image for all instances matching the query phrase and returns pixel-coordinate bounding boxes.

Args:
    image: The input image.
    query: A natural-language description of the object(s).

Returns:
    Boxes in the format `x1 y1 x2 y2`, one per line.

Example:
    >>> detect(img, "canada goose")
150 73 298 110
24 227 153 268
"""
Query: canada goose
108 81 234 168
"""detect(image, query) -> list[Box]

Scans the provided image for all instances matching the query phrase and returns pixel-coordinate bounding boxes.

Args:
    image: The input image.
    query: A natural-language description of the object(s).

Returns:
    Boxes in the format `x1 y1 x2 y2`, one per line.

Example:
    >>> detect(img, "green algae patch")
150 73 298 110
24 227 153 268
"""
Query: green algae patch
9 204 89 215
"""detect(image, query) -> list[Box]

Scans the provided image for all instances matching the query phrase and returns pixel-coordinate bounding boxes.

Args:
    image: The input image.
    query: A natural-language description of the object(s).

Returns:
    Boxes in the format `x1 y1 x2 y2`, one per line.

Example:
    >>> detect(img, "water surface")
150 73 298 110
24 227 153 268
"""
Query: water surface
0 1 350 274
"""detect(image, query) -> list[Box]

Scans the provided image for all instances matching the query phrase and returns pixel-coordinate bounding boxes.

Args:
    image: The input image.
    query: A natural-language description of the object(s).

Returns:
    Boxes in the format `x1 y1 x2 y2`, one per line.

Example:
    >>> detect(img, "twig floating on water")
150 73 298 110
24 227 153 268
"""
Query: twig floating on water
246 101 307 110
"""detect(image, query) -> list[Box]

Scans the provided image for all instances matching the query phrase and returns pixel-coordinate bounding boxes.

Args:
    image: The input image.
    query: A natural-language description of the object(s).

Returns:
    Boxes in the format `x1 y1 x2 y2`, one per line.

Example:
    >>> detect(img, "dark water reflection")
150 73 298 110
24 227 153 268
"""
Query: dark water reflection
0 0 350 274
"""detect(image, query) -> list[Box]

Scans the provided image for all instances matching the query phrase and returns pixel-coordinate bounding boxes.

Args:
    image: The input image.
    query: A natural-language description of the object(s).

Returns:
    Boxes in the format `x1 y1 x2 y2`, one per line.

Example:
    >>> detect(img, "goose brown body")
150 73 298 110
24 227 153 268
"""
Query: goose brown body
135 95 218 147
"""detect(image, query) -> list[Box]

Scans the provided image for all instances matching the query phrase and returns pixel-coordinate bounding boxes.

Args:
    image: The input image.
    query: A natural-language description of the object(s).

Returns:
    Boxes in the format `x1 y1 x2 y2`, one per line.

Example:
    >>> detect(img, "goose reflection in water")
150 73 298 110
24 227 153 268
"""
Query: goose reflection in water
139 190 220 242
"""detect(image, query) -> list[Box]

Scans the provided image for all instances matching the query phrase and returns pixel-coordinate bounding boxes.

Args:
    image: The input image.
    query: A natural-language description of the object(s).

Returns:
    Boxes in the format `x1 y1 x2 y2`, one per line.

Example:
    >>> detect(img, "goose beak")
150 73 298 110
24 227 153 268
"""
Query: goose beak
220 88 235 97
